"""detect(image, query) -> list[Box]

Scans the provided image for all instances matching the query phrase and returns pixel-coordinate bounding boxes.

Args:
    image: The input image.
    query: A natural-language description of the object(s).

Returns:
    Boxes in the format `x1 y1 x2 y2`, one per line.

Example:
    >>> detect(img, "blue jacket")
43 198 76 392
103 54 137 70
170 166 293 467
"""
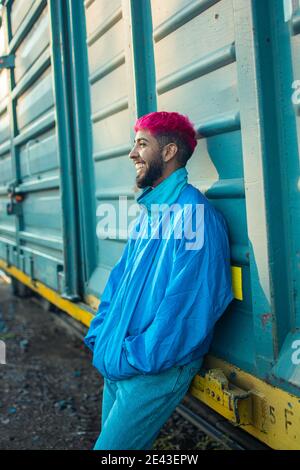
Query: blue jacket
84 169 233 381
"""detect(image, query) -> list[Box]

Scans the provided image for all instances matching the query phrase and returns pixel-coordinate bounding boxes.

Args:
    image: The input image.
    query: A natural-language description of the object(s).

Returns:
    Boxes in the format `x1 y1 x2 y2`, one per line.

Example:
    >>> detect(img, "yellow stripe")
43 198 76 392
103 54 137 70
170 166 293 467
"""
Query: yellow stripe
190 356 300 450
0 260 94 327
86 270 243 305
231 266 243 300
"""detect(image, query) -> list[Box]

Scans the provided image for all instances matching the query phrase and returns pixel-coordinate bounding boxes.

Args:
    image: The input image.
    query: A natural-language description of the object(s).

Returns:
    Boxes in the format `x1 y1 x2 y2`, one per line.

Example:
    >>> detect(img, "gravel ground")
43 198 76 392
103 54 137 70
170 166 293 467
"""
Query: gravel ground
0 277 225 450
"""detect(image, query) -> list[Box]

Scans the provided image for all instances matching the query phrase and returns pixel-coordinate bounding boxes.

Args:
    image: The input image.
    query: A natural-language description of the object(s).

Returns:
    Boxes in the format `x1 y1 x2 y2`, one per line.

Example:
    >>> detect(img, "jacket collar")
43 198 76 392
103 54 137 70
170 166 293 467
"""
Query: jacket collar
136 167 188 214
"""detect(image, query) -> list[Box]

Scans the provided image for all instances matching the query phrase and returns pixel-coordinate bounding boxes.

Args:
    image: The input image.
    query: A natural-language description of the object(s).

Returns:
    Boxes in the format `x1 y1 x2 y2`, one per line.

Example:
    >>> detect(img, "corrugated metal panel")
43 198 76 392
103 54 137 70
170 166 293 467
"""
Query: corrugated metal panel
0 109 10 142
0 0 64 291
84 0 137 299
14 6 49 83
0 19 16 265
16 67 54 130
10 0 35 37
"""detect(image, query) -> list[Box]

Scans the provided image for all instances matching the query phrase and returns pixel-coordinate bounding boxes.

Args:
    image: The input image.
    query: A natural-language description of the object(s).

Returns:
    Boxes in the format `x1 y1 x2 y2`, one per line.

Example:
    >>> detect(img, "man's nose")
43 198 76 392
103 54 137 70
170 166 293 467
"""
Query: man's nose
129 145 138 160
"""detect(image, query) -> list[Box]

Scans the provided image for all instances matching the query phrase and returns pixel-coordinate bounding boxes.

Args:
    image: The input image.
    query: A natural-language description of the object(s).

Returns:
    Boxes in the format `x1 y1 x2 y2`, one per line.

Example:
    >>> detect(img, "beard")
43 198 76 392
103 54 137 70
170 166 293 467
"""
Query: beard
136 155 165 189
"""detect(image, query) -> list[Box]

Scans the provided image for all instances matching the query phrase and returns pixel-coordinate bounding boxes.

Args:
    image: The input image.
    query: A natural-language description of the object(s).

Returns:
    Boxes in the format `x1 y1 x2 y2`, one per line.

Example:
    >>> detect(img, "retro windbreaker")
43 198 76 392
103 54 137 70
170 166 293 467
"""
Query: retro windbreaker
84 168 233 381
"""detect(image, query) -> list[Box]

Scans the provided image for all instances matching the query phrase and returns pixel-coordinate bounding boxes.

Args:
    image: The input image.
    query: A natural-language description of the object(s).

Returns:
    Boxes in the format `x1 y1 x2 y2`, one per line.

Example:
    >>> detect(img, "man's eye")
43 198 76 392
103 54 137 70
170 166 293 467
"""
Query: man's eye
139 142 146 147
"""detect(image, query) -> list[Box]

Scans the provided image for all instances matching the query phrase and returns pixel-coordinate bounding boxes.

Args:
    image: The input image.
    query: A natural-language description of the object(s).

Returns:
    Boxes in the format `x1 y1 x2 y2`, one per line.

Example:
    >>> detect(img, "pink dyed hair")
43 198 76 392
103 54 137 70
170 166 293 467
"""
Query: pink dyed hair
134 111 197 153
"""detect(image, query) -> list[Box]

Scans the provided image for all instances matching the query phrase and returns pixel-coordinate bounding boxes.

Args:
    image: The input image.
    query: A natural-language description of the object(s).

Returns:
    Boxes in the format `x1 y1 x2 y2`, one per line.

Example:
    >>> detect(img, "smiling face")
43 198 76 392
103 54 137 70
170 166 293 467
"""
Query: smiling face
129 130 166 189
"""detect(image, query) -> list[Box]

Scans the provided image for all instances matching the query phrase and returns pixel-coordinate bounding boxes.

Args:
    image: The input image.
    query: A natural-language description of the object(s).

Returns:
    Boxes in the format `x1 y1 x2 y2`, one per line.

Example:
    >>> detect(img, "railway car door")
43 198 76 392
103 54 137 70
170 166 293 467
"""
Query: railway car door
0 1 67 295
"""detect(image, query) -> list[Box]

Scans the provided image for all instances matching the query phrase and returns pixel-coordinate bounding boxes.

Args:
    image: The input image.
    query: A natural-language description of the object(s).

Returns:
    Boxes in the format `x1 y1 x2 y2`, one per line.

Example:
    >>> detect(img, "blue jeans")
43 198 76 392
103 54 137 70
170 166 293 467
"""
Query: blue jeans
93 357 203 450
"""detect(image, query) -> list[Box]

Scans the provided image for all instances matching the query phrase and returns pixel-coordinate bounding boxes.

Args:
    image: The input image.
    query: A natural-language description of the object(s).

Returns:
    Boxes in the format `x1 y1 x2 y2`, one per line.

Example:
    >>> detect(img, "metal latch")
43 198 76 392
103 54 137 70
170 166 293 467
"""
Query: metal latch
190 368 253 425
6 201 21 216
6 182 25 216
0 55 15 69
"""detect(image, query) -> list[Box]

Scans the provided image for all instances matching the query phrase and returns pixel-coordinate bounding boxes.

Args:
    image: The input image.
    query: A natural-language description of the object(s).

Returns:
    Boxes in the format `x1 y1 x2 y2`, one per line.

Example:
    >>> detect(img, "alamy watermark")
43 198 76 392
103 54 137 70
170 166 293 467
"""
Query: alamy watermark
292 80 300 105
96 197 205 251
291 339 300 365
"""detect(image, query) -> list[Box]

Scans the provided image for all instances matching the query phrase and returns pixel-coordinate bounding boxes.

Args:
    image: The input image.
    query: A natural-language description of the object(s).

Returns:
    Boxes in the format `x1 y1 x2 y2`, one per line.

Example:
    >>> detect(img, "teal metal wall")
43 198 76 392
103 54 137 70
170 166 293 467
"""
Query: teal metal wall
0 0 65 292
0 15 14 267
84 0 137 299
0 0 299 397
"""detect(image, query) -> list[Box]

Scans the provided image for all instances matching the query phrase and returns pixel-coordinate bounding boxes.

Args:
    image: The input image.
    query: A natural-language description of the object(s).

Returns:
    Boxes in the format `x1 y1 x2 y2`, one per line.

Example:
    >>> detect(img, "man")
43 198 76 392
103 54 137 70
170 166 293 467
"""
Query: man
84 111 233 450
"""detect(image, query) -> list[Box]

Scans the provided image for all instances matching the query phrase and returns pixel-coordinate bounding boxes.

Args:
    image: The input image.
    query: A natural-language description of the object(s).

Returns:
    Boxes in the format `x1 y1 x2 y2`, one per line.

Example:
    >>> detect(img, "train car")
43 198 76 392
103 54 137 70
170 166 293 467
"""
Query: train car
0 0 299 450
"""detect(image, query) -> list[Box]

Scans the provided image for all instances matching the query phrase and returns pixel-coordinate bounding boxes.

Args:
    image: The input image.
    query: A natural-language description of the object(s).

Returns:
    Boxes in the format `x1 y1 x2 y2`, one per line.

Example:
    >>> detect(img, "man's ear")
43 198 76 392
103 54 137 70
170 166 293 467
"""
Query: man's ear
162 143 178 163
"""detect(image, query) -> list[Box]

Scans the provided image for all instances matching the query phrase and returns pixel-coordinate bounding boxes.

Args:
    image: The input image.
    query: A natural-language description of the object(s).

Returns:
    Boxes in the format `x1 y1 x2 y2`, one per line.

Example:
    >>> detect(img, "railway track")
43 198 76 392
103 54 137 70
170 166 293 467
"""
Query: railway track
177 396 270 450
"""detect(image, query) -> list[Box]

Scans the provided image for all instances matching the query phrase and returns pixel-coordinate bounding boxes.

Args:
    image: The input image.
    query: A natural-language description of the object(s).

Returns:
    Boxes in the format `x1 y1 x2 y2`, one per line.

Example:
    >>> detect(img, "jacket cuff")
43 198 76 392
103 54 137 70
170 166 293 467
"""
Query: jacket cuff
83 334 95 352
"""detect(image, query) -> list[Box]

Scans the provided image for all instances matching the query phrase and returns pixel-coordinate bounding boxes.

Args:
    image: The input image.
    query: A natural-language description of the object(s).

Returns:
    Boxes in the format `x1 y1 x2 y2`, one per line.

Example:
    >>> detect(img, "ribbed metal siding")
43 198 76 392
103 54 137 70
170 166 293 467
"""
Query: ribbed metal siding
84 0 136 299
10 0 35 37
0 22 15 264
0 0 64 291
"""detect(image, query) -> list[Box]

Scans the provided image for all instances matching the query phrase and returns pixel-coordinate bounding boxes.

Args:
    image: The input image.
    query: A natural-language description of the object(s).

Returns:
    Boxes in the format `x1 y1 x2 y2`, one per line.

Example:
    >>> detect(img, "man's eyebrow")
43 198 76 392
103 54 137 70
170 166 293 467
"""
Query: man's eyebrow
134 137 149 143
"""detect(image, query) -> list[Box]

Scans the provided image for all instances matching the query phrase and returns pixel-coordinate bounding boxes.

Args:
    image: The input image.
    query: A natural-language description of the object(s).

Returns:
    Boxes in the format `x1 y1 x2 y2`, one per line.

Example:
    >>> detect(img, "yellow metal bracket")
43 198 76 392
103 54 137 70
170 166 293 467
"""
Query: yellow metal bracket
190 357 300 450
191 368 252 425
